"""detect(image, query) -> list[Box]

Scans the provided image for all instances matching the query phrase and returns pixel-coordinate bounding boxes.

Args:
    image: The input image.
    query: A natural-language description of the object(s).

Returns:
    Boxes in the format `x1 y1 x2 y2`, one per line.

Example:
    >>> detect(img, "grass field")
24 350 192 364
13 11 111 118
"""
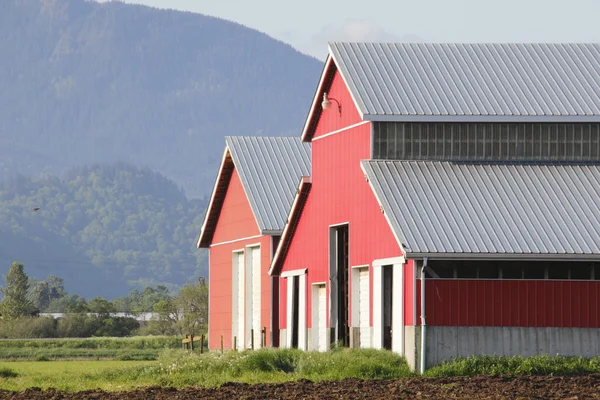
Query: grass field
0 360 157 392
0 336 181 361
1 350 600 393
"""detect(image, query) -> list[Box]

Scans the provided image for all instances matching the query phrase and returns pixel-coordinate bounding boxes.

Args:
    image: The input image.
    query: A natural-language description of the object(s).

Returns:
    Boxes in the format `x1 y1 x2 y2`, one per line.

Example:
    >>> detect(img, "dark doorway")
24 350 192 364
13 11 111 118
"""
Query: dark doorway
291 276 299 348
382 265 393 350
333 225 350 347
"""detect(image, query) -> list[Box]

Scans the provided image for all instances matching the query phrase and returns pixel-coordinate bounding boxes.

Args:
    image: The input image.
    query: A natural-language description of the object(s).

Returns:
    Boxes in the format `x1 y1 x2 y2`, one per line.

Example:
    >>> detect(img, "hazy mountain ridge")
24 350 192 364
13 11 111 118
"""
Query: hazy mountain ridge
0 0 322 198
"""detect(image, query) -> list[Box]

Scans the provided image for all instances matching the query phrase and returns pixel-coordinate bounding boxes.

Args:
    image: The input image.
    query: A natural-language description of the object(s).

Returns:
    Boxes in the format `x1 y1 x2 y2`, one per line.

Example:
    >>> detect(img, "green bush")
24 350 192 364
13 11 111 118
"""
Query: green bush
0 317 57 338
425 355 600 377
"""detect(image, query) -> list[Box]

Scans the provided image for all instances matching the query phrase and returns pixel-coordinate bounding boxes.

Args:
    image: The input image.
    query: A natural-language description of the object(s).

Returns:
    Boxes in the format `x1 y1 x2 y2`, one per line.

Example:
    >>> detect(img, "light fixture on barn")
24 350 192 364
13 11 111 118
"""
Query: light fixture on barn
321 92 341 116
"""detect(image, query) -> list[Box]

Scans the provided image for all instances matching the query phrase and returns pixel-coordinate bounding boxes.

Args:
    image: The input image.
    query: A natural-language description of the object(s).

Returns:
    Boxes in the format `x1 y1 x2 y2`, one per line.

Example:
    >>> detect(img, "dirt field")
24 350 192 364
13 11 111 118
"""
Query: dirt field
1 374 600 399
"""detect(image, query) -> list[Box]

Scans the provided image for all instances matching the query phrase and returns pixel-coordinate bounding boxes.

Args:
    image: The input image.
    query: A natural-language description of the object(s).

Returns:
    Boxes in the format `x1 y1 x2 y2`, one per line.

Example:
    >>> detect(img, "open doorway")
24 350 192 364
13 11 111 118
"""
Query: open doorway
329 224 349 347
382 265 393 350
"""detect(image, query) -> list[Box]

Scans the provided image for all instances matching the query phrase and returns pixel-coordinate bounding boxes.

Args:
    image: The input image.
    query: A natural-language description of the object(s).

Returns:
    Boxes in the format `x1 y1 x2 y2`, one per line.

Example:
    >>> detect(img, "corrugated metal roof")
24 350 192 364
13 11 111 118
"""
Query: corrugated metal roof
362 160 600 257
226 136 311 234
330 43 600 120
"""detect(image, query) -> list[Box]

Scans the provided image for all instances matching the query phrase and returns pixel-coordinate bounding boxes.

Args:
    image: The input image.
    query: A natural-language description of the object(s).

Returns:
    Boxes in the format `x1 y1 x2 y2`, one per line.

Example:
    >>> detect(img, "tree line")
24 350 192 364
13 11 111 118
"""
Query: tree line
0 262 207 338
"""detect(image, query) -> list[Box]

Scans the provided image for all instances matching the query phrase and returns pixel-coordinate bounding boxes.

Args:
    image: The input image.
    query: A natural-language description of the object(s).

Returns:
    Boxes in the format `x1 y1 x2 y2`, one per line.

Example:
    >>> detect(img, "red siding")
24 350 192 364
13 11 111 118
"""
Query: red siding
212 169 259 244
279 69 402 330
208 167 273 349
312 69 362 139
417 279 600 328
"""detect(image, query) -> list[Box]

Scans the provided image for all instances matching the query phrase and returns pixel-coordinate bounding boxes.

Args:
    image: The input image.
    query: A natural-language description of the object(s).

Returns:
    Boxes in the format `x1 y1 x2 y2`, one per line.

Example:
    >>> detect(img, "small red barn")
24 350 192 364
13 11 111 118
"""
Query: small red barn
271 42 600 371
198 136 310 350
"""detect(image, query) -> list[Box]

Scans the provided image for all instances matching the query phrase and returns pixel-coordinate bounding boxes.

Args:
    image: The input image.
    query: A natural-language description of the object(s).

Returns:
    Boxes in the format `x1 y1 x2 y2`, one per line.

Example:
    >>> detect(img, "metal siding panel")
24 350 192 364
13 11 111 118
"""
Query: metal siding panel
363 160 600 256
330 42 600 118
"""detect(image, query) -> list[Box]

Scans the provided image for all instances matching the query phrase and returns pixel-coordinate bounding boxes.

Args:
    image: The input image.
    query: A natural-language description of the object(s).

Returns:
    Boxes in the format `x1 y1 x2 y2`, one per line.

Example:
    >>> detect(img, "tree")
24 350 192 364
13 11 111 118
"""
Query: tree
176 277 208 336
0 262 36 319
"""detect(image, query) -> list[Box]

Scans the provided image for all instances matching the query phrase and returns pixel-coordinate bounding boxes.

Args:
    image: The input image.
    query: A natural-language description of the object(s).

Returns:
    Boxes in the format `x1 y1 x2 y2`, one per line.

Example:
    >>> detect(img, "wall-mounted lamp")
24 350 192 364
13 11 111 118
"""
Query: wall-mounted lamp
321 92 342 116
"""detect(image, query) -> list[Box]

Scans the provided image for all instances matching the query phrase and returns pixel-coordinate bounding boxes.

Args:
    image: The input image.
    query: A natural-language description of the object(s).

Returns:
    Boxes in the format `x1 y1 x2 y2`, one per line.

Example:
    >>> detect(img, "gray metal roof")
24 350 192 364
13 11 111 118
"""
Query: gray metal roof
362 160 600 258
226 136 311 234
330 43 600 120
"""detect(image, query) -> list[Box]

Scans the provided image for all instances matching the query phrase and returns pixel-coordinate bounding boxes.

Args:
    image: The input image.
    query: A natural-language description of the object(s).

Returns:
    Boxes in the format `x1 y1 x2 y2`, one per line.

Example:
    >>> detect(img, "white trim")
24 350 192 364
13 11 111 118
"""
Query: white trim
362 114 600 123
210 234 263 248
312 281 327 286
301 56 334 142
311 121 370 142
392 261 405 354
286 277 293 348
281 268 307 278
351 264 369 269
372 265 383 350
352 265 370 348
329 221 351 228
232 250 245 349
197 147 230 248
298 274 307 351
372 257 405 268
311 282 328 351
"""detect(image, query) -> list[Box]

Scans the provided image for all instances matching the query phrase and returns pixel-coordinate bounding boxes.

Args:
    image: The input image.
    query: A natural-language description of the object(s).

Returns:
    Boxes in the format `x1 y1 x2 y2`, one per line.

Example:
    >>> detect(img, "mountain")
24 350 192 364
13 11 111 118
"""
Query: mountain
0 0 322 198
0 163 206 298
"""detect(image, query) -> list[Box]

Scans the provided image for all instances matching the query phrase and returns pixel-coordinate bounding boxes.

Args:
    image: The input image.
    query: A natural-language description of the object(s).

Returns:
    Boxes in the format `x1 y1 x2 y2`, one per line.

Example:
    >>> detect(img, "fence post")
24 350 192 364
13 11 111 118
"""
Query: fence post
190 335 194 351
221 335 224 354
251 329 254 350
262 327 266 347
200 334 204 354
233 336 237 352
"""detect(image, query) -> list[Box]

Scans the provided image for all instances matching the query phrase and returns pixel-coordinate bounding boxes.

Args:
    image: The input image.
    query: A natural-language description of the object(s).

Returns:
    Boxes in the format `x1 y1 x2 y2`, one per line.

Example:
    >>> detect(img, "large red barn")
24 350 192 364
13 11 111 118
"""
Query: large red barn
270 42 600 371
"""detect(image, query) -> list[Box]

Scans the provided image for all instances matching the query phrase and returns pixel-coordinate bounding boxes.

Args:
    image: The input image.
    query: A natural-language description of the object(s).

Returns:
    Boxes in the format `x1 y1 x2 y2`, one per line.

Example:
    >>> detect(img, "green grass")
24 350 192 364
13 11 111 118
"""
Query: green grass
0 336 180 361
0 348 413 392
0 361 157 392
425 355 600 377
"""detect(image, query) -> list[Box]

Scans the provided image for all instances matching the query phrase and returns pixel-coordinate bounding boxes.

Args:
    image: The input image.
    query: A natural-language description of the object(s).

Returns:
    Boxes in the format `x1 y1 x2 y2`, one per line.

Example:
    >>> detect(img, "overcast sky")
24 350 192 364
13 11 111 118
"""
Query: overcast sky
99 0 600 60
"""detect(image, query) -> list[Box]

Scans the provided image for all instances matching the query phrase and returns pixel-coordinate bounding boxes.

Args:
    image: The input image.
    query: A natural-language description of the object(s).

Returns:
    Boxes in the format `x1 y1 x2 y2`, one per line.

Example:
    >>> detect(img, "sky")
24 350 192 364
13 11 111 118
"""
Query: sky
98 0 600 60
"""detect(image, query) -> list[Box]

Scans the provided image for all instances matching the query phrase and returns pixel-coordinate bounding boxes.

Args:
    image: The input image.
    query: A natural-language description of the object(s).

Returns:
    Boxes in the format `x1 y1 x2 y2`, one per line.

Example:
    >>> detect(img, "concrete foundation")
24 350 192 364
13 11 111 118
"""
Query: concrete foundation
414 326 600 369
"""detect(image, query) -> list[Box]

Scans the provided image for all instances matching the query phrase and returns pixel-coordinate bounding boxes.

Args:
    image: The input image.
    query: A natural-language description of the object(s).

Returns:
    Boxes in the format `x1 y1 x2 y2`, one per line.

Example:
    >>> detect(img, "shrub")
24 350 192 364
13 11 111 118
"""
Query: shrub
0 317 57 338
425 355 600 377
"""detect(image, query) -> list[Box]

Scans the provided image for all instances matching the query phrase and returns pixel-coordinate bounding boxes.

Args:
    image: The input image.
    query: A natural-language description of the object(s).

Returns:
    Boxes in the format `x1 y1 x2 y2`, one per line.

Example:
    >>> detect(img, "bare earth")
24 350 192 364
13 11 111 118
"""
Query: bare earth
2 375 600 399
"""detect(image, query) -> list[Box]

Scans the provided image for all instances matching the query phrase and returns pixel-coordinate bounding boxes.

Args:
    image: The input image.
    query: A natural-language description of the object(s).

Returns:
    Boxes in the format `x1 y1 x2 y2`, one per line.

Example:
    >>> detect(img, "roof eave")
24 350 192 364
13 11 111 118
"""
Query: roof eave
363 114 600 123
406 252 600 261
197 147 232 248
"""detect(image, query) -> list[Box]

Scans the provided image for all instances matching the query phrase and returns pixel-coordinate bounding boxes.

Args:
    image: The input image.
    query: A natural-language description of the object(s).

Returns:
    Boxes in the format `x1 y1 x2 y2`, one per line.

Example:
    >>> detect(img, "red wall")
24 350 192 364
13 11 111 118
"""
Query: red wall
279 68 402 330
417 279 600 328
208 167 273 349
212 169 259 243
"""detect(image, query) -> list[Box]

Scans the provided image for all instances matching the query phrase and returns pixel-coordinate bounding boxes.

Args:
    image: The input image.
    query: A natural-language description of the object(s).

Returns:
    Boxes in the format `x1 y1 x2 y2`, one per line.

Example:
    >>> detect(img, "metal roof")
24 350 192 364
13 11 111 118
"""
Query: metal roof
330 43 600 120
362 160 600 258
226 136 311 234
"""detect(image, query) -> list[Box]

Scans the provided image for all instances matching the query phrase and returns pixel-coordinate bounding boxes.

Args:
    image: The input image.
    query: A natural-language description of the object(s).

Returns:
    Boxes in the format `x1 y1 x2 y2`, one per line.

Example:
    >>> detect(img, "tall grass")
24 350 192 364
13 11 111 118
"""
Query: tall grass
97 348 415 388
0 336 180 350
425 355 600 377
0 336 180 361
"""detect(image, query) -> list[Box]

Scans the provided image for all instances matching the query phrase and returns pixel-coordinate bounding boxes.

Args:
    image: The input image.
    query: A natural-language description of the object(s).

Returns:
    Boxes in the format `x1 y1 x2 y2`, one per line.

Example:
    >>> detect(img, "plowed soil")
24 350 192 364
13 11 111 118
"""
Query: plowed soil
2 375 600 399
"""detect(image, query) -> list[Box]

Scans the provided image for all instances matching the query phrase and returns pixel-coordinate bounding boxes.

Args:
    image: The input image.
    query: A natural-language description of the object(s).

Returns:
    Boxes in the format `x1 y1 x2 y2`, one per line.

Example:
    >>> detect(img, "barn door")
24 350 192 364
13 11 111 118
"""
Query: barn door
358 268 371 348
232 251 245 349
312 283 328 351
246 246 261 348
285 270 307 350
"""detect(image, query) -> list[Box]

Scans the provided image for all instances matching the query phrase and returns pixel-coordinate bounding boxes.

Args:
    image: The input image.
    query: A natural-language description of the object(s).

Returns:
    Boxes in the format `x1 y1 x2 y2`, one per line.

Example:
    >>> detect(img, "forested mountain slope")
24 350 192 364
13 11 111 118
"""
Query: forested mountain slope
0 164 206 298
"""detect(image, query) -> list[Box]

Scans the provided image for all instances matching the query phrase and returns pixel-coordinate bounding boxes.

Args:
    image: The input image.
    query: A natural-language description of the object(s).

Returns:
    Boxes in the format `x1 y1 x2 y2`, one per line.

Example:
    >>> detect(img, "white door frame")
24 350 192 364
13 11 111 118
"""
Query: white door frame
282 269 307 350
351 265 370 348
245 244 261 349
372 256 405 354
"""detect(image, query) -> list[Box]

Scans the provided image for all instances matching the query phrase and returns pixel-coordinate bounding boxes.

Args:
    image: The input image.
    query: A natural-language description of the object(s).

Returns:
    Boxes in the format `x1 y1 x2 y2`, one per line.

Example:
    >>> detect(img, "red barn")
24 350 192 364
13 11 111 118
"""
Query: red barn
198 136 310 350
270 42 600 371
